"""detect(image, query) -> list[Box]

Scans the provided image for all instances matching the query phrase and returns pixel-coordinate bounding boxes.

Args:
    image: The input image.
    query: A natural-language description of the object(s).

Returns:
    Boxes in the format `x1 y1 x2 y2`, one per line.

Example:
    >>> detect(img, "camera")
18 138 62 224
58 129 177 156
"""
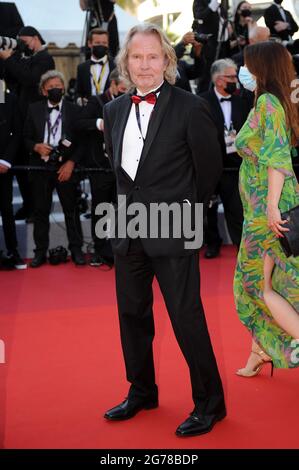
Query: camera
193 32 213 44
0 36 18 51
48 246 68 265
48 138 72 164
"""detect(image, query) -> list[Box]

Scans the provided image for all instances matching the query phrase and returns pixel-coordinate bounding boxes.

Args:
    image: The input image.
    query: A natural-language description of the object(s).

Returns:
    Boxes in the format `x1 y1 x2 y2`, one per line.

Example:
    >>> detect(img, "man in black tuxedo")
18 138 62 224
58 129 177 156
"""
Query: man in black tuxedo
76 68 128 266
200 58 250 258
0 88 26 269
103 24 226 437
24 70 85 268
264 0 298 42
0 25 55 221
76 28 115 105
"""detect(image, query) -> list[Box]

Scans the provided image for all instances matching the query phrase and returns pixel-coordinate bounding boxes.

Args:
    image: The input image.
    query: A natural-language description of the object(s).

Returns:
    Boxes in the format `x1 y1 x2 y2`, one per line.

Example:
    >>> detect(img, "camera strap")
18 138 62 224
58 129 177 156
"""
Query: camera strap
46 112 62 145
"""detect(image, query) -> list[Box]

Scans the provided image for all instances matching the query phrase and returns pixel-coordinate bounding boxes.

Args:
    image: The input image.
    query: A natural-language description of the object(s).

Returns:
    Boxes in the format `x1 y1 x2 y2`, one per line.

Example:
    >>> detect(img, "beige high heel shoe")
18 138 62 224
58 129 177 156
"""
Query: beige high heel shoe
236 349 274 378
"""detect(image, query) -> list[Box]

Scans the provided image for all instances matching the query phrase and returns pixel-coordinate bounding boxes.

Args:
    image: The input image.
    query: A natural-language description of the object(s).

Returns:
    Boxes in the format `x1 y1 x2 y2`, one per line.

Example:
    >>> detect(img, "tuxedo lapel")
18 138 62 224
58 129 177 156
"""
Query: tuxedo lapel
114 94 132 169
210 89 225 128
37 102 48 142
85 61 92 96
136 81 172 174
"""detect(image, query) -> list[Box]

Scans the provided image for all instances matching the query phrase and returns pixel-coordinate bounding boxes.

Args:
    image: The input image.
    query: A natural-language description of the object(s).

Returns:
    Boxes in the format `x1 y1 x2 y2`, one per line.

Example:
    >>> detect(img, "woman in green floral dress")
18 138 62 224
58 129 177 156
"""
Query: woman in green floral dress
234 41 299 375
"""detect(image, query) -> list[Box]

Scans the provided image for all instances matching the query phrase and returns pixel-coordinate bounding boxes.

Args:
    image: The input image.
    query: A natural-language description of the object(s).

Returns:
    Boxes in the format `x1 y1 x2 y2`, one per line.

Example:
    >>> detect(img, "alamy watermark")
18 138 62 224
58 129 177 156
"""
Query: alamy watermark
95 196 204 249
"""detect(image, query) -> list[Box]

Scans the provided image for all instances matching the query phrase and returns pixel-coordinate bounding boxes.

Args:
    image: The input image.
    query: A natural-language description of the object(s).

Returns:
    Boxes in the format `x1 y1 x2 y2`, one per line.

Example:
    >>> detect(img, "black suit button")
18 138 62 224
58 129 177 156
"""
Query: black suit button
134 186 140 190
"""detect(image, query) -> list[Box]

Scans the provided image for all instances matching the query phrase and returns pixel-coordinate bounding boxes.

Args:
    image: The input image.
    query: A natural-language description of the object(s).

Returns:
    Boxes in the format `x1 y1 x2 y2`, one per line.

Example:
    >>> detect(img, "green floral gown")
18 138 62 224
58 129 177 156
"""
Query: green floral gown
234 93 299 368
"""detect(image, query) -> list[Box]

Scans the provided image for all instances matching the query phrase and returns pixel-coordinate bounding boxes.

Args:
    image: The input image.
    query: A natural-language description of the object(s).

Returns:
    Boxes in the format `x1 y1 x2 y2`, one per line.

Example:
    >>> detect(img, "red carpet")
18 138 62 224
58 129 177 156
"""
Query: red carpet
0 246 299 449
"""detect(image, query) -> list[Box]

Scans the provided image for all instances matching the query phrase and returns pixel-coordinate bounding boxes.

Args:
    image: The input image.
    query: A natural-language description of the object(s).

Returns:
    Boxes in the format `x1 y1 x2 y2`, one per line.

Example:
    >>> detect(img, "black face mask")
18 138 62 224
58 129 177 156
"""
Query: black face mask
240 9 251 17
274 0 283 4
92 45 108 59
47 88 64 104
115 91 125 98
224 82 237 94
19 40 34 56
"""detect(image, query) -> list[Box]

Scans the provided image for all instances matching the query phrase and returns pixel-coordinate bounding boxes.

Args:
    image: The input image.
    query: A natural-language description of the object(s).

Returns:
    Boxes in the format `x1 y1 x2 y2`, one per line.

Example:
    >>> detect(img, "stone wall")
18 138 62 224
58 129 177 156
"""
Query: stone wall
48 43 82 86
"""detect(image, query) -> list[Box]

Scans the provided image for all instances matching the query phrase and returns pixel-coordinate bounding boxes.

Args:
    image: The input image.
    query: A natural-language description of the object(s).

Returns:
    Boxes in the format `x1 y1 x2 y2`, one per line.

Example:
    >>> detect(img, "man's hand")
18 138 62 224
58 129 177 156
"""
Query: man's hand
0 163 9 174
57 160 75 182
0 49 14 60
274 21 289 32
33 143 53 157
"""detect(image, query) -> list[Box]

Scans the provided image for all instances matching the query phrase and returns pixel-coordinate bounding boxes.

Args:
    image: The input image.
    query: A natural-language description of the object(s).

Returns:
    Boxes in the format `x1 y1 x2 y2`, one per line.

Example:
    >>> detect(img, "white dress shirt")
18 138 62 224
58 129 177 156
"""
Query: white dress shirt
275 3 287 22
90 55 110 96
121 81 163 181
44 100 63 147
214 88 232 130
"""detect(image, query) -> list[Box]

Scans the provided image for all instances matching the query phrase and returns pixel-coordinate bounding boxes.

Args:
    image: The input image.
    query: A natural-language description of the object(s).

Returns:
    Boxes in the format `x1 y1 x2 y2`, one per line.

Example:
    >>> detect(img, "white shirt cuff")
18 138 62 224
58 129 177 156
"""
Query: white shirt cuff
209 0 219 12
96 118 104 131
0 159 11 168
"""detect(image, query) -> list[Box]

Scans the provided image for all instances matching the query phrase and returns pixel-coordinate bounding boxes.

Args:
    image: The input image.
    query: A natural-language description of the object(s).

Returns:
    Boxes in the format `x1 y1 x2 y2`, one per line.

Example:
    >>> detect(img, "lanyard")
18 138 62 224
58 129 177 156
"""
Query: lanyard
47 111 61 144
91 62 107 94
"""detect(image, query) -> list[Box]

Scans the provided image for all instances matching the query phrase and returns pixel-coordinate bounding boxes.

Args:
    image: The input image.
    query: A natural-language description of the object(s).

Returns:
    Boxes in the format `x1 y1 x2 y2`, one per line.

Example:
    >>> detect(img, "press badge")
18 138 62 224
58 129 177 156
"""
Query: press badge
224 124 237 154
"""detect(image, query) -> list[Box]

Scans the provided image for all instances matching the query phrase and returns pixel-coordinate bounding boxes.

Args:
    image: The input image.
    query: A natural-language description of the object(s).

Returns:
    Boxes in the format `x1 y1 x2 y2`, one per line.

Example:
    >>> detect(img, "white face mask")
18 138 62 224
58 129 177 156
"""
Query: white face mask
238 66 257 92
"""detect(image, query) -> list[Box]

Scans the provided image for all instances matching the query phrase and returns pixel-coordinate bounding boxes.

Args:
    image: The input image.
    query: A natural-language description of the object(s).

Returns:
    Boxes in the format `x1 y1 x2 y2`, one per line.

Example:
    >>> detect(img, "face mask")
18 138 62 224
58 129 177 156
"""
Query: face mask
274 0 283 4
240 9 251 17
115 91 125 97
224 82 237 94
19 40 34 56
238 66 256 92
92 45 108 59
47 88 64 104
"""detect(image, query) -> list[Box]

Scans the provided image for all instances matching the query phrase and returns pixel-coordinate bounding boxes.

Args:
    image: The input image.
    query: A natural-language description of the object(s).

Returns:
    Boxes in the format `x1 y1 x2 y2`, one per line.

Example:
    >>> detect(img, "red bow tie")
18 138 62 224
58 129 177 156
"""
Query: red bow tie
131 92 157 105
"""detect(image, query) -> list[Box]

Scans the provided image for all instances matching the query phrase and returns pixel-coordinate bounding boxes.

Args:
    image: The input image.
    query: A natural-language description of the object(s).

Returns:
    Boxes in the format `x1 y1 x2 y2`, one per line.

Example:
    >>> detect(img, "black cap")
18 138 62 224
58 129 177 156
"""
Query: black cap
18 26 46 45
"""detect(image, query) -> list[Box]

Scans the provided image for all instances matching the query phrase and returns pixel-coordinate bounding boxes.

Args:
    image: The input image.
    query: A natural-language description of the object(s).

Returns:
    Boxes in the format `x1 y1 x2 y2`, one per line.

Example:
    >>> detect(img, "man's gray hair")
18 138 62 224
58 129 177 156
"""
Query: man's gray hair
211 59 237 83
39 70 65 93
116 23 177 89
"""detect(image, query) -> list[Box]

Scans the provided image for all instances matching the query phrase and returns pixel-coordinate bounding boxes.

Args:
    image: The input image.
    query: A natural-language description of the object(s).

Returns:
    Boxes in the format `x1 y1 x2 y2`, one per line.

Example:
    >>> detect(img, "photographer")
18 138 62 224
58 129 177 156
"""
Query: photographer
24 70 85 268
0 86 26 269
76 28 115 104
174 31 205 92
230 2 254 55
0 25 55 221
192 0 232 91
264 1 298 44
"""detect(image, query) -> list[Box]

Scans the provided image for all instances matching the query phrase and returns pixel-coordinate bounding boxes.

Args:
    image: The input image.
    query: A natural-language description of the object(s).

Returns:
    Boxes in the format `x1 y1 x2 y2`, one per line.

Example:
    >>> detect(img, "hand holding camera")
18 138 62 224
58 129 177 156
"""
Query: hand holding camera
34 143 53 158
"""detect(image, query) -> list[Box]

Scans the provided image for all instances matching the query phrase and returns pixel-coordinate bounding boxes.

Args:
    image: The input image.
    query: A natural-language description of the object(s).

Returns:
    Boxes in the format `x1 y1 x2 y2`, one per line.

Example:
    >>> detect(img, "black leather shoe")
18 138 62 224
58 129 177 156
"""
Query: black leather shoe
30 254 47 268
104 398 158 421
71 249 86 265
176 410 226 437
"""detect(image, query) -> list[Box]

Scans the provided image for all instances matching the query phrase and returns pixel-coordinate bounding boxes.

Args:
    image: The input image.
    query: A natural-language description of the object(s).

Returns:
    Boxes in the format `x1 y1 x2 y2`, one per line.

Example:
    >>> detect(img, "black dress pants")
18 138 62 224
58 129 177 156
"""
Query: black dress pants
30 170 83 254
0 172 18 252
206 170 243 248
115 239 225 415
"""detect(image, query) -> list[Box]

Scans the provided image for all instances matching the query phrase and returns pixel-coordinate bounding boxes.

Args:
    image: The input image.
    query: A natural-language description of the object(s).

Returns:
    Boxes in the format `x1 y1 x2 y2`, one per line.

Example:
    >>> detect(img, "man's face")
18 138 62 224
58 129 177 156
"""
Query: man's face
127 33 167 93
88 33 109 49
216 66 238 93
42 77 65 97
19 35 37 52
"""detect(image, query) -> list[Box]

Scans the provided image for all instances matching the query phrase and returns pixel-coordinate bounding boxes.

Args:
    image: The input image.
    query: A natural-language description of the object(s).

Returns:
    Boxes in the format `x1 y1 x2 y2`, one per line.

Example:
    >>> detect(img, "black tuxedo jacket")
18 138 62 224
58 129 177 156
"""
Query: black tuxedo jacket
0 91 21 164
76 91 114 178
76 58 115 100
193 0 227 38
264 4 298 40
3 48 55 120
23 99 81 165
200 88 251 167
103 81 222 257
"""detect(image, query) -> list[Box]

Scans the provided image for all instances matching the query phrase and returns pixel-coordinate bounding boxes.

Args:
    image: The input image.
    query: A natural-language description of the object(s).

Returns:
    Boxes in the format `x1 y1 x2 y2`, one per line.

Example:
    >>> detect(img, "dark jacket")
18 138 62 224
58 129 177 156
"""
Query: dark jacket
76 57 115 100
200 87 251 167
264 4 298 41
75 91 115 180
3 48 55 119
104 81 222 257
24 99 81 165
0 91 21 164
